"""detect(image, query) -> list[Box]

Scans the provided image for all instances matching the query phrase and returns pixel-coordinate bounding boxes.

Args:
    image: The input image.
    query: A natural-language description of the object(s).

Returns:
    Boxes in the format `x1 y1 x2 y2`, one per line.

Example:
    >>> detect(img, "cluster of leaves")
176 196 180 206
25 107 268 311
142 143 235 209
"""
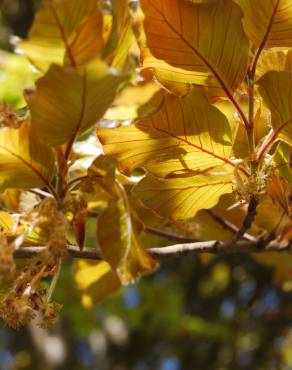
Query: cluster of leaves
0 0 292 328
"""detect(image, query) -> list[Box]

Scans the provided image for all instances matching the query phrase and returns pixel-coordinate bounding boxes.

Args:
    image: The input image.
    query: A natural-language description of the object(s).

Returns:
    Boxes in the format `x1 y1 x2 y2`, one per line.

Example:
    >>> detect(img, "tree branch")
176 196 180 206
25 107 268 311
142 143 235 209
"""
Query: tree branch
13 239 292 261
229 195 259 244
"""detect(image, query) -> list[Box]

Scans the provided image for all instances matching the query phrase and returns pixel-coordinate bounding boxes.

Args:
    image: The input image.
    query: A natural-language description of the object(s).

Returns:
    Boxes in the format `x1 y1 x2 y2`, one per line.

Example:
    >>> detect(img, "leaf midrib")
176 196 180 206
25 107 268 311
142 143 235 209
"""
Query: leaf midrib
146 0 249 128
152 124 249 177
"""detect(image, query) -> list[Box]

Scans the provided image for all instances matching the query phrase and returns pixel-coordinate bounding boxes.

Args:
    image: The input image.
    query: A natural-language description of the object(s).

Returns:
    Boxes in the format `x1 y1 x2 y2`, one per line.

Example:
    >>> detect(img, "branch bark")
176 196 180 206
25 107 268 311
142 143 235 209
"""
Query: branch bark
13 239 292 261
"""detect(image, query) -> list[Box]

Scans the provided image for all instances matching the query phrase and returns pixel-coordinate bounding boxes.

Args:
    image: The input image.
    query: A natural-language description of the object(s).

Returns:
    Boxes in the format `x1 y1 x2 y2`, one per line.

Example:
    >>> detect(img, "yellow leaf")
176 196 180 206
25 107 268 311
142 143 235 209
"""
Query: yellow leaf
0 211 16 232
18 0 104 72
235 0 292 49
109 2 135 68
258 71 292 146
253 253 292 284
105 81 162 120
133 172 233 220
91 156 159 285
75 260 121 308
273 142 292 182
98 90 236 178
28 59 128 146
138 0 249 96
256 50 292 80
0 121 55 191
103 0 134 67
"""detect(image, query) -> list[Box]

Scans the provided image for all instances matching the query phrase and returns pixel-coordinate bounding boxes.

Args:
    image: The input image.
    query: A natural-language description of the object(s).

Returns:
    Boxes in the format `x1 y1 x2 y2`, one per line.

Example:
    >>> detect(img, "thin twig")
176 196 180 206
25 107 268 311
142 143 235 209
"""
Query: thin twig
66 175 88 190
28 189 53 198
46 258 62 303
228 195 259 245
144 226 199 243
205 209 255 242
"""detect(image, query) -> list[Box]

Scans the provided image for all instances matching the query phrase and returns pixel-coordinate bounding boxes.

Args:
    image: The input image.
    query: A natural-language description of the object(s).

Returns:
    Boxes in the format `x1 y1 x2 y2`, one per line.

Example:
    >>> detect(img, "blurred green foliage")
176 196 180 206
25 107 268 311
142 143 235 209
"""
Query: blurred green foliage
0 51 37 108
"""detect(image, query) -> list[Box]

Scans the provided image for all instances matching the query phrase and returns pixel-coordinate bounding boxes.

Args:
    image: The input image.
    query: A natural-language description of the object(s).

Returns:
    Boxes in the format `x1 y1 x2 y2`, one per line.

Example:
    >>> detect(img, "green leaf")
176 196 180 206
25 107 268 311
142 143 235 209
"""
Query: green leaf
98 89 235 178
28 59 128 146
133 172 233 220
0 51 38 108
0 121 55 192
18 0 104 72
138 0 249 96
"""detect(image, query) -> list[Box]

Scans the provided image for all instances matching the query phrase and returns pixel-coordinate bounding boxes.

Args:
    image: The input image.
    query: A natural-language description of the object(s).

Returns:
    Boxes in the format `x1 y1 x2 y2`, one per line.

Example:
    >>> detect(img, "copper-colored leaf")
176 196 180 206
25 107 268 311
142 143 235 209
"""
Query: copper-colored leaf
18 0 104 72
258 71 292 146
138 0 249 96
235 0 292 49
0 121 55 192
91 156 159 285
28 59 128 146
98 89 234 178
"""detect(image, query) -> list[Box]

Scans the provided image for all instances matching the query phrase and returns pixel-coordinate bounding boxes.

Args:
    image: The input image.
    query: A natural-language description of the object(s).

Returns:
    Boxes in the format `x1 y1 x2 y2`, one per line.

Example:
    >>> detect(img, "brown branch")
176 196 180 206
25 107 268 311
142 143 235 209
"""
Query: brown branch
13 239 292 261
205 210 255 242
228 195 259 245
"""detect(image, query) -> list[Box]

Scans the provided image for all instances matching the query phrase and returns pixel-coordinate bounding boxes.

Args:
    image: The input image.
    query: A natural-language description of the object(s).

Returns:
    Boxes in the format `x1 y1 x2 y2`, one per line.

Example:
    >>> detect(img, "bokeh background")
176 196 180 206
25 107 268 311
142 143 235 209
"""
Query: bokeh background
0 1 291 369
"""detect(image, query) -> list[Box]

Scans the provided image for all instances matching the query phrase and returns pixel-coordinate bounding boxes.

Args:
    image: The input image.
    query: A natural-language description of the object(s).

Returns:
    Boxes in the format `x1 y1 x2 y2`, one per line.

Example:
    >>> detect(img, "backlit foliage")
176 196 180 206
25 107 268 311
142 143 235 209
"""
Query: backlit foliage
0 0 292 328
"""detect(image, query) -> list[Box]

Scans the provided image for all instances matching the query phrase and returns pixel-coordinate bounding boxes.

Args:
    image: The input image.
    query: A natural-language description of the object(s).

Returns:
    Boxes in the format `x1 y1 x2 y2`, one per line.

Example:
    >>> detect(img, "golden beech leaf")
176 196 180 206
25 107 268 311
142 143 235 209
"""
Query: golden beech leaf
132 173 233 220
256 50 292 80
98 197 159 284
267 174 290 217
18 0 104 72
105 81 163 120
75 260 121 308
98 89 236 178
91 156 159 285
138 0 249 96
0 121 55 192
273 142 292 182
28 59 128 146
103 0 135 68
258 71 292 146
235 0 292 49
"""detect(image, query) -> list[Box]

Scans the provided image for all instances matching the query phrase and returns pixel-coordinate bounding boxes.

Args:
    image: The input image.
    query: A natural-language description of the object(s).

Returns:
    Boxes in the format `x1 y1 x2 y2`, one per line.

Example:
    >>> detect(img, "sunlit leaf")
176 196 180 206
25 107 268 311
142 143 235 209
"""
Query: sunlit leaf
138 0 249 96
18 0 104 72
256 50 292 80
0 121 55 191
0 211 16 233
235 0 292 49
28 59 128 146
102 0 134 67
258 71 292 146
91 156 159 284
98 89 235 178
75 260 121 308
273 142 292 182
133 172 233 220
105 81 162 120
